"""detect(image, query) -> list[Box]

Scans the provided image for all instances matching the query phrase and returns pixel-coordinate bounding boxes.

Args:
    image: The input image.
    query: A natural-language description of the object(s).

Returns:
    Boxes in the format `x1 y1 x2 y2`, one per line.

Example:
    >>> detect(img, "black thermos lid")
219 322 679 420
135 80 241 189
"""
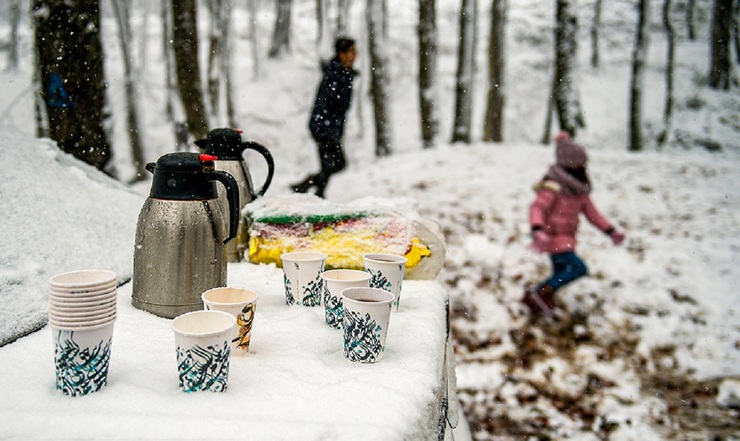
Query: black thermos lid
147 152 219 200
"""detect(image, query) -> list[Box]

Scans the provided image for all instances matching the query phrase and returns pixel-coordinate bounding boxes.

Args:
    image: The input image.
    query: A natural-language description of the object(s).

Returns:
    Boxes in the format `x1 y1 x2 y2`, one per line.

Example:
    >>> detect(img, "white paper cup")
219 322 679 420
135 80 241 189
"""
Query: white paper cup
363 253 407 309
280 252 327 307
49 314 117 329
51 320 115 396
49 296 116 310
49 306 116 319
49 270 116 290
202 287 259 355
49 290 117 305
50 284 117 298
321 270 371 329
340 287 395 364
171 310 236 392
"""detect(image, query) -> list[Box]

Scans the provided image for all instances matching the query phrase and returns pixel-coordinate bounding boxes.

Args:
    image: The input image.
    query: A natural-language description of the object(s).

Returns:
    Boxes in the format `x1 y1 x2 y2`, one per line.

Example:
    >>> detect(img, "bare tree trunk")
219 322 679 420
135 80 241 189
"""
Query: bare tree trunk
629 0 650 152
337 0 351 35
483 0 505 142
269 0 292 58
33 45 47 138
366 0 393 156
735 0 740 64
418 0 439 148
451 0 477 143
172 0 209 141
162 0 176 122
207 0 225 118
686 0 696 40
554 0 585 136
7 0 21 70
33 0 112 172
658 0 675 146
317 0 333 51
248 0 260 79
540 70 555 144
590 0 602 68
708 0 733 89
137 0 150 78
222 0 236 128
317 0 325 42
111 0 146 182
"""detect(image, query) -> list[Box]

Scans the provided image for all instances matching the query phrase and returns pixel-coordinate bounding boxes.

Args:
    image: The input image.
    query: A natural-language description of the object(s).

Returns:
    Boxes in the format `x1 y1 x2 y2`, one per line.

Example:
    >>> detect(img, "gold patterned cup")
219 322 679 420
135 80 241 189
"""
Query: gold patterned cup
201 287 259 355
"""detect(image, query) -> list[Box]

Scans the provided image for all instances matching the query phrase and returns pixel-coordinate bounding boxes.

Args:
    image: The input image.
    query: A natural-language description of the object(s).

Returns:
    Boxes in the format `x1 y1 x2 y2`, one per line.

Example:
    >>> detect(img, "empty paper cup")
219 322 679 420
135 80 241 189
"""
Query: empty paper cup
281 252 327 307
341 287 395 364
49 270 117 291
171 310 236 392
321 269 371 329
363 253 407 309
202 287 259 355
52 320 115 396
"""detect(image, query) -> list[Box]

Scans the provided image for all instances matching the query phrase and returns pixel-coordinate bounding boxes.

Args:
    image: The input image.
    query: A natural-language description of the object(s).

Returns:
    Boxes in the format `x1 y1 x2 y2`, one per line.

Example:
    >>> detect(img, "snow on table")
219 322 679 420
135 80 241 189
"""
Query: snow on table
0 262 453 440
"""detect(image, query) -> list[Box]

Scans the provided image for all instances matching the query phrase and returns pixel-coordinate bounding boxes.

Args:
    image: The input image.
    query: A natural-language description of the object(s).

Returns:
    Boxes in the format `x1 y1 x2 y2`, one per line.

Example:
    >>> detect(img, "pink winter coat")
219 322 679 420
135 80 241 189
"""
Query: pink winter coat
529 180 612 254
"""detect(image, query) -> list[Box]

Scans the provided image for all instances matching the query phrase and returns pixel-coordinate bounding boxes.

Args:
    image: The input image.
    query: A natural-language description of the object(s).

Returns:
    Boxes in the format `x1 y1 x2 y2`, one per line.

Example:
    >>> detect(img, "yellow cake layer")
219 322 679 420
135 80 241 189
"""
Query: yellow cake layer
248 224 430 271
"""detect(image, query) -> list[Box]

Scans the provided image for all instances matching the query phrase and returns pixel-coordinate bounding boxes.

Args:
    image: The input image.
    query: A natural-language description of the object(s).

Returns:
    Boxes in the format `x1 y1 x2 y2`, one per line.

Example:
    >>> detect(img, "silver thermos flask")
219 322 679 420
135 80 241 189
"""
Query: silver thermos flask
132 152 240 318
195 128 274 262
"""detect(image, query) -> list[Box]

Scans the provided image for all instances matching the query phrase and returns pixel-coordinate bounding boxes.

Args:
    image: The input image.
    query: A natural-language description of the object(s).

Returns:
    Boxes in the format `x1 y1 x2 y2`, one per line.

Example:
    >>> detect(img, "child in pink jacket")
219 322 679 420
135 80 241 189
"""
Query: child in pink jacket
523 132 625 317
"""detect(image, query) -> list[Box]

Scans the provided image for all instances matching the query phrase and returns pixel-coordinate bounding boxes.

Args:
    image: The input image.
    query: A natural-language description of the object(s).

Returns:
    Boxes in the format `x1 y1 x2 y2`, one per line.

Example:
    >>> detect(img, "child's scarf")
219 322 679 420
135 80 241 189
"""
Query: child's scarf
543 165 591 195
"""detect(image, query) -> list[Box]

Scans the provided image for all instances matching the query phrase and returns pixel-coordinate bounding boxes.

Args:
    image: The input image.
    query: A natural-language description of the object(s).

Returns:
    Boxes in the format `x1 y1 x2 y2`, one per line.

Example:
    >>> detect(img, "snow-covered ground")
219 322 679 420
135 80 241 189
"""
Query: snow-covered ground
1 0 739 439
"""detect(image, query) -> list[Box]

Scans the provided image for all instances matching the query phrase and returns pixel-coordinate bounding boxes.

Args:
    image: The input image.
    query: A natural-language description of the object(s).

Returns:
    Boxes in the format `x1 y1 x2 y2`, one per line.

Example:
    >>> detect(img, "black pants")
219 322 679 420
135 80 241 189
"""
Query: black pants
311 138 346 197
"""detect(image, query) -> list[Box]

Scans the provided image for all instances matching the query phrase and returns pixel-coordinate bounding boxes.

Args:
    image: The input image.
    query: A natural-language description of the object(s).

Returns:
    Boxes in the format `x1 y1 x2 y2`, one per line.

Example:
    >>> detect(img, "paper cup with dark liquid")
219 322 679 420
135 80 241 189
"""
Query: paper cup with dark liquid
340 287 395 363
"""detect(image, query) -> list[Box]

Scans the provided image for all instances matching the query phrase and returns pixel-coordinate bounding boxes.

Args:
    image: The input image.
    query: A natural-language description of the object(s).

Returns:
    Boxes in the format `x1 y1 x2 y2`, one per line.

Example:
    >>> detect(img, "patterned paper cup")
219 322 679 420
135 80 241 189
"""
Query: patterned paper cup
171 310 236 393
202 287 259 355
321 270 371 329
280 252 327 307
51 320 115 397
340 287 395 364
363 254 407 309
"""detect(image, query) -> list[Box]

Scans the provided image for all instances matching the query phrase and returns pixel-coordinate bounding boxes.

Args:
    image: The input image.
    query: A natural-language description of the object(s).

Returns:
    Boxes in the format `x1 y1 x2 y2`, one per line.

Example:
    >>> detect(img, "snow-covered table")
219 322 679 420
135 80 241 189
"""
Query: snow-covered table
0 262 456 440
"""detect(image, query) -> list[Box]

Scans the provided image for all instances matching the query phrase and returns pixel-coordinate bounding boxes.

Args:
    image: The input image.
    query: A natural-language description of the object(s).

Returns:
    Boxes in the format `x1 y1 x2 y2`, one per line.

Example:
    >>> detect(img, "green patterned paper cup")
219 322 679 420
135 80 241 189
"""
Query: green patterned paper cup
280 252 327 307
340 287 395 364
171 310 236 393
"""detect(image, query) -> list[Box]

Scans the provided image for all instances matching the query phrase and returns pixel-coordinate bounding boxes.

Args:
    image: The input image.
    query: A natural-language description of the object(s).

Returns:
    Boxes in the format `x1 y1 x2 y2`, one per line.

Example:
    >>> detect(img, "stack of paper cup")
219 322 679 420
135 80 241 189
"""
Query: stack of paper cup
48 269 117 397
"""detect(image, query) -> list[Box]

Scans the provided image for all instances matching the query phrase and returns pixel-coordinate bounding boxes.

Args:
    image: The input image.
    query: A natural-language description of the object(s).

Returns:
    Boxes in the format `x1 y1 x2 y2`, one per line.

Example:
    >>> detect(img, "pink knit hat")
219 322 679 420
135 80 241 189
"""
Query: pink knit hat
554 132 587 167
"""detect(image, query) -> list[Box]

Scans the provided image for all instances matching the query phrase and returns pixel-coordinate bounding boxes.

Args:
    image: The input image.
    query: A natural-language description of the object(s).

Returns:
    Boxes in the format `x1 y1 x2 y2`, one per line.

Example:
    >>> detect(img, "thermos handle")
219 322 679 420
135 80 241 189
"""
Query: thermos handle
206 170 240 244
241 141 275 198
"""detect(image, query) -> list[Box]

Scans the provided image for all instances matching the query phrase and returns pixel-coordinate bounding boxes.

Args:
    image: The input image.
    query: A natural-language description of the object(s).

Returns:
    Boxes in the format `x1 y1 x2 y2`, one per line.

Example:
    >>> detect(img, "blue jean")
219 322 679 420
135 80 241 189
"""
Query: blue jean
540 251 588 292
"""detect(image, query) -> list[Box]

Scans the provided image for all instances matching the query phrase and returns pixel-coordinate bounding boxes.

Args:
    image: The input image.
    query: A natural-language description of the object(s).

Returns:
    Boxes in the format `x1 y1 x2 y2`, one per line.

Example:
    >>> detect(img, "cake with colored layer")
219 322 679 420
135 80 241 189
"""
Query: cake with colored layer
244 195 446 280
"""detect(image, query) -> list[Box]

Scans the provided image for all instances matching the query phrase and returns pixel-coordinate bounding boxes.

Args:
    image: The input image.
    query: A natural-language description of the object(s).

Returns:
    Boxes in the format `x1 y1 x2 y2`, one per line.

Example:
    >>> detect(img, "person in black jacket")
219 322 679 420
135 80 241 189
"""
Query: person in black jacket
291 37 358 198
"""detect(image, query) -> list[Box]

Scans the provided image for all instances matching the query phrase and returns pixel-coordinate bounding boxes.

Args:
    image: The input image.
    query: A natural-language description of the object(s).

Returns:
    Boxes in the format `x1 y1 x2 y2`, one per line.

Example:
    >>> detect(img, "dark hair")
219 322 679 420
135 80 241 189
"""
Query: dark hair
335 37 356 55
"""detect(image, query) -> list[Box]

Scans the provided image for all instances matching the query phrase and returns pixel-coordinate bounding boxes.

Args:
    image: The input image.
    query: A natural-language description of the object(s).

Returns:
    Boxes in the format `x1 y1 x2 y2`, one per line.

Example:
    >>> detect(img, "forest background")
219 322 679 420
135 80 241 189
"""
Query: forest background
1 0 739 439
